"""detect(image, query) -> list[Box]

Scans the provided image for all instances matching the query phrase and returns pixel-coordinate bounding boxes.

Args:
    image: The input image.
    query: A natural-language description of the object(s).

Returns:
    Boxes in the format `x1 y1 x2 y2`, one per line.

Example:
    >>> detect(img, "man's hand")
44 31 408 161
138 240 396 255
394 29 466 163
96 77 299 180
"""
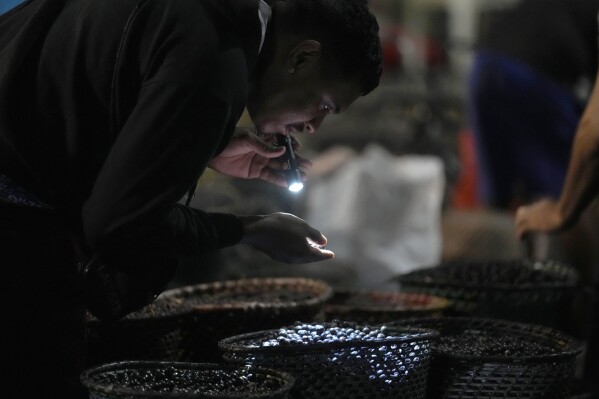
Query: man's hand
208 128 312 187
239 213 335 264
515 199 565 239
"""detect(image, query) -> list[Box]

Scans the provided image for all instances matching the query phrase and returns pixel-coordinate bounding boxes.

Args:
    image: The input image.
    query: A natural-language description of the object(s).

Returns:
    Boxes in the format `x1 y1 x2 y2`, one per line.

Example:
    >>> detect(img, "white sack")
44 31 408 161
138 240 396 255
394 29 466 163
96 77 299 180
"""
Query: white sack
305 144 444 288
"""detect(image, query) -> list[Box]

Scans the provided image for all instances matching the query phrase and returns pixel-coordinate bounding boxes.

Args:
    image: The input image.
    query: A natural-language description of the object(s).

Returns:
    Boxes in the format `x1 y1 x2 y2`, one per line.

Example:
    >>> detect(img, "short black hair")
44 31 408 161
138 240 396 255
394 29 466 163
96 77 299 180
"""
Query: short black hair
276 0 383 95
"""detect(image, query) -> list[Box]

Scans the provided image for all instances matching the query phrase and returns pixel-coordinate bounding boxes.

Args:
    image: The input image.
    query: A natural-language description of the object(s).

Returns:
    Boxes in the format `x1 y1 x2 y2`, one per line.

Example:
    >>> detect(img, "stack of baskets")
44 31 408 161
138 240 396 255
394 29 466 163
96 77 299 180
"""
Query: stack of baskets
81 262 586 398
80 361 295 399
388 317 583 399
218 321 439 399
86 277 333 365
395 259 579 328
162 277 332 362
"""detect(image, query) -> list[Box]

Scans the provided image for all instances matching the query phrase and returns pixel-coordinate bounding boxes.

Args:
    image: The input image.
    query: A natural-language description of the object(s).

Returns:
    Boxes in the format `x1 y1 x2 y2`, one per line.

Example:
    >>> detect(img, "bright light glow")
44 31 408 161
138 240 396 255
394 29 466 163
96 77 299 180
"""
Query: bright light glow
288 182 304 192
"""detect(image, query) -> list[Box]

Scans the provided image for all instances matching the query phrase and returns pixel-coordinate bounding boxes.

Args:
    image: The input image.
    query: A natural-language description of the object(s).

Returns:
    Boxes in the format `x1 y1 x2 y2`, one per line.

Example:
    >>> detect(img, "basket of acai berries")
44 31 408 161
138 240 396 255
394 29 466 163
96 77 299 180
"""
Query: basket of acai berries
323 289 451 324
395 259 579 328
86 297 190 365
218 321 439 399
389 317 583 399
87 277 332 365
80 361 295 399
161 277 333 362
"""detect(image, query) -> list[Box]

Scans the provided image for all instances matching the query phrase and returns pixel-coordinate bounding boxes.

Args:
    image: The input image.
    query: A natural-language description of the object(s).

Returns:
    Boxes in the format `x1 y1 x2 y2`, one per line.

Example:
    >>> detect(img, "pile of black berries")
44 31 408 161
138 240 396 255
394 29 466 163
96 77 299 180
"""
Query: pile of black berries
329 293 410 310
435 330 558 357
186 290 315 306
259 322 396 347
410 260 568 286
90 366 284 394
126 298 184 319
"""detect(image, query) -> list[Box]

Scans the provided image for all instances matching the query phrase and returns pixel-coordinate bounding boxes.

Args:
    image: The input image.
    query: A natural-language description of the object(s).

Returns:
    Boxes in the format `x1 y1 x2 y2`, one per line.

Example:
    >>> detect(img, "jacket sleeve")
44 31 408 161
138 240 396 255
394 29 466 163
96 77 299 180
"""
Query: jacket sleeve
81 0 245 282
82 79 244 261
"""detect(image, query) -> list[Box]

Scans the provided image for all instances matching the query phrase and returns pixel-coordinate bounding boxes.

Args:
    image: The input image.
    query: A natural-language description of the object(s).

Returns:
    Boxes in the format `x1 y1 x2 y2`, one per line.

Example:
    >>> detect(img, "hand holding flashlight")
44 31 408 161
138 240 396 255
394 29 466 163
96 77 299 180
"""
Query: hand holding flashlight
277 134 304 192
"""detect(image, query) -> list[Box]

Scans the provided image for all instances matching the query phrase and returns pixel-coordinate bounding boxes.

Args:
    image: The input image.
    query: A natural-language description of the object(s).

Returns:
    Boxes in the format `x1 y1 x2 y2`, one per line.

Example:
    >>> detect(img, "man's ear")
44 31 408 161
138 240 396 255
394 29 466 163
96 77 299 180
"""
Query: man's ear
287 40 322 71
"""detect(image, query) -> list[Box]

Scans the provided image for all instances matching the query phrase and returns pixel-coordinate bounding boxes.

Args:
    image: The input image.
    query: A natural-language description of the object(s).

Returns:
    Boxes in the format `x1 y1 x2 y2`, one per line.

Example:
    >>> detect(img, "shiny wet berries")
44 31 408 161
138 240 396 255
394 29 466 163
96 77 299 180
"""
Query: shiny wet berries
259 322 398 347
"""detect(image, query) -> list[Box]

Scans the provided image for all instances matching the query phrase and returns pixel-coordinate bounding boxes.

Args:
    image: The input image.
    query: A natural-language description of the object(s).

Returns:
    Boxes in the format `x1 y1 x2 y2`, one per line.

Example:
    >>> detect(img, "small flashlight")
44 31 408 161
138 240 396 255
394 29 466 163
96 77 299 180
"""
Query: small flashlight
277 134 304 192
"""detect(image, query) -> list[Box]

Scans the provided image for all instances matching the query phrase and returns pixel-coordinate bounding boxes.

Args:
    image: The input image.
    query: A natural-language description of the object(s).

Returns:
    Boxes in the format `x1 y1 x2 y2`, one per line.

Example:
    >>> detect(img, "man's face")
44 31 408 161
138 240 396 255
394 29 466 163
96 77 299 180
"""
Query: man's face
247 57 362 136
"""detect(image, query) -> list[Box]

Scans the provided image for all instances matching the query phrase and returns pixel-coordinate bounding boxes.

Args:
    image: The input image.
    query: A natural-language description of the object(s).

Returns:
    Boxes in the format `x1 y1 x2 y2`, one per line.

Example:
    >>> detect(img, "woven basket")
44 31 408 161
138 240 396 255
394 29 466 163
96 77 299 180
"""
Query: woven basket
323 290 451 324
80 361 295 399
160 277 332 362
388 317 583 399
395 259 579 328
219 321 439 399
86 298 190 366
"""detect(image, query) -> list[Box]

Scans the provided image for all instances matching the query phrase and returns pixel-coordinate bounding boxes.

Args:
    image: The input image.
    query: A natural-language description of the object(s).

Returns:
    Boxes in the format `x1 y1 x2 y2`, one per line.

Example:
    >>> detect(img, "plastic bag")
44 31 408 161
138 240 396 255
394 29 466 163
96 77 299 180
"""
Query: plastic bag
305 144 444 289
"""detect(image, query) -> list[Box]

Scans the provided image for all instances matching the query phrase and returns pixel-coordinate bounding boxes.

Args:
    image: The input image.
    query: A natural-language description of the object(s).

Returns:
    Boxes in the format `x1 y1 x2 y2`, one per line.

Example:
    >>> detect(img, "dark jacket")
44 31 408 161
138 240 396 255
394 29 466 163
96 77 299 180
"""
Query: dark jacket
0 0 260 278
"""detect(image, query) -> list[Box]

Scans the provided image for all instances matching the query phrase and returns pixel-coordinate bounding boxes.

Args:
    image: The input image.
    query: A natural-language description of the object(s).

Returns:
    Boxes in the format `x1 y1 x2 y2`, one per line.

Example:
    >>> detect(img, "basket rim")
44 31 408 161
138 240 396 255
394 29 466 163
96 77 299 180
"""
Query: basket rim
389 316 584 363
396 259 579 291
80 361 295 398
324 289 451 313
398 279 578 292
159 277 333 312
218 324 439 355
85 300 191 323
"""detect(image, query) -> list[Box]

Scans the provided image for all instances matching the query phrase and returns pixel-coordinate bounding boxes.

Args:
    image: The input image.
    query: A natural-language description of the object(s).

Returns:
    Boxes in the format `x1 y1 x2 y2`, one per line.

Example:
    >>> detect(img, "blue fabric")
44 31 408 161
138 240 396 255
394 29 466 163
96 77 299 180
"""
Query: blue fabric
0 174 50 208
468 50 583 207
0 0 25 15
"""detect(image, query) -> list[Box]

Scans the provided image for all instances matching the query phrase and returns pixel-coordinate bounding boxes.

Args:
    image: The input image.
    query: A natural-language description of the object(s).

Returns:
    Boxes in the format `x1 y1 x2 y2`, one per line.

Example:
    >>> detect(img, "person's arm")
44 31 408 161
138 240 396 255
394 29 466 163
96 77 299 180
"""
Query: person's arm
516 69 599 238
78 0 335 322
82 0 331 269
